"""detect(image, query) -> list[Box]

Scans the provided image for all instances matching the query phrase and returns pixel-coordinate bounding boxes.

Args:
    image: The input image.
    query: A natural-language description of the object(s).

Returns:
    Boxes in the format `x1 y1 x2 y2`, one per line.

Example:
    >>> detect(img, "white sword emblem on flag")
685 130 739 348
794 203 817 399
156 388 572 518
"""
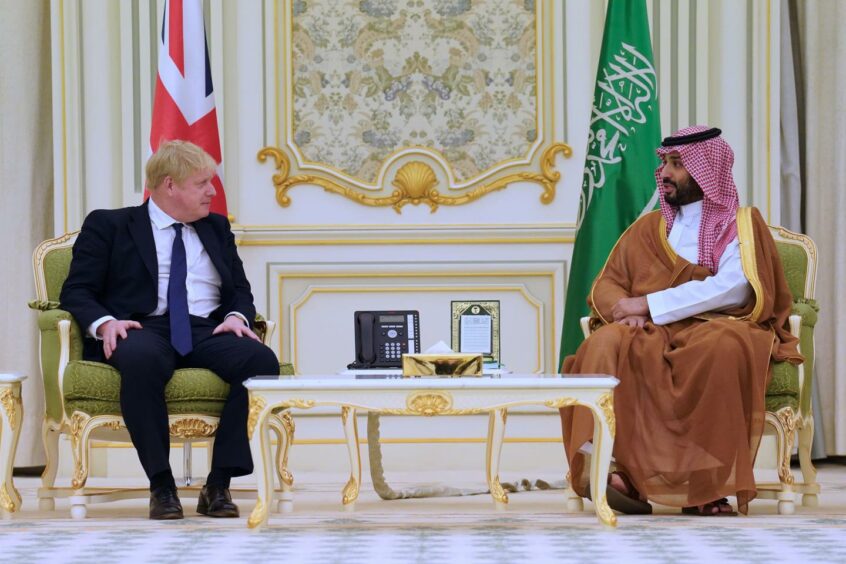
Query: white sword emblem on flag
577 43 658 229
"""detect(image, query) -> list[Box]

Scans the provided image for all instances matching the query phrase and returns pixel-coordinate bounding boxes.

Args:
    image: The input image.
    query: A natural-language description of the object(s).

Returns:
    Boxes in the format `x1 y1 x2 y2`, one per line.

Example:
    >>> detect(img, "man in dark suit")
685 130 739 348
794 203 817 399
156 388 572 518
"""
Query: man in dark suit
60 140 279 520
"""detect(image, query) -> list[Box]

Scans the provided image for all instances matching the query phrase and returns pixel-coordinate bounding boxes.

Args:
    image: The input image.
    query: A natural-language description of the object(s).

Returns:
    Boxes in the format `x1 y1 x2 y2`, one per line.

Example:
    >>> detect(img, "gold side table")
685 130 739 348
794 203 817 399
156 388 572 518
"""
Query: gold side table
0 373 25 518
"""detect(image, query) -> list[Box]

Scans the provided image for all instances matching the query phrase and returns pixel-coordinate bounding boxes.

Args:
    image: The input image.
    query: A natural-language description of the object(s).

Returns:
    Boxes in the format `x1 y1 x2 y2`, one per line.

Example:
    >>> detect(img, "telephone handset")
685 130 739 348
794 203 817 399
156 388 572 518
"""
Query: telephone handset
348 310 420 369
357 312 377 364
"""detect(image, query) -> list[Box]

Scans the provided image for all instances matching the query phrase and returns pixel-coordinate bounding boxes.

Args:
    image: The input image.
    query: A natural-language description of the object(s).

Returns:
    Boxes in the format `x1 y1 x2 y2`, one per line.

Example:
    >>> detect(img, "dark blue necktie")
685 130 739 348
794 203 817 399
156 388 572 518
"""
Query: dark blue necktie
168 223 192 355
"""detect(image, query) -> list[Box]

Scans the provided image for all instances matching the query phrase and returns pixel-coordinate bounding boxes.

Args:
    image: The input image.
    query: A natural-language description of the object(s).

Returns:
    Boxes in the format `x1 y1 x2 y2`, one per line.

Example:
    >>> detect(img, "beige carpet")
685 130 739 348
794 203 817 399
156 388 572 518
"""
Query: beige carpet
3 462 846 563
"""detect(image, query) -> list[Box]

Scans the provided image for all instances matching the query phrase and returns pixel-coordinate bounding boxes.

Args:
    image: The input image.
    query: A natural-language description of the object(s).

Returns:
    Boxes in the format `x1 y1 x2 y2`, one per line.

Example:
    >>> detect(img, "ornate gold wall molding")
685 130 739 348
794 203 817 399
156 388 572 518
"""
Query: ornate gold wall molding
260 0 570 213
259 143 571 213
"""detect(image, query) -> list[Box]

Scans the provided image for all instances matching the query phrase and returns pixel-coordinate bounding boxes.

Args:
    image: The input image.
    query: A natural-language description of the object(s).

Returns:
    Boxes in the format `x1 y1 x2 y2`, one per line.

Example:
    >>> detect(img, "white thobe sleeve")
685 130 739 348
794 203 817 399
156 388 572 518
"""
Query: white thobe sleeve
645 239 752 325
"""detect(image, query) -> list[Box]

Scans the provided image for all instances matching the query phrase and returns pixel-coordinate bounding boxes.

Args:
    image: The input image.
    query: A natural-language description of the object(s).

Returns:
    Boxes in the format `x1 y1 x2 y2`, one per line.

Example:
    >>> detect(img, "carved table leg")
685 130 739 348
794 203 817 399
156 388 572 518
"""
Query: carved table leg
0 381 23 518
589 393 617 527
341 406 361 511
247 395 273 529
277 411 295 513
486 408 508 510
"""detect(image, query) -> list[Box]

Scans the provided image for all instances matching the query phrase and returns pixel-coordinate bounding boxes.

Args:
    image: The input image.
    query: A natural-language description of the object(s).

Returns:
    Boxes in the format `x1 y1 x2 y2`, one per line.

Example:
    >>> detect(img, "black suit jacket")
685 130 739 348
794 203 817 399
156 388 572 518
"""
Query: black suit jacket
60 202 257 343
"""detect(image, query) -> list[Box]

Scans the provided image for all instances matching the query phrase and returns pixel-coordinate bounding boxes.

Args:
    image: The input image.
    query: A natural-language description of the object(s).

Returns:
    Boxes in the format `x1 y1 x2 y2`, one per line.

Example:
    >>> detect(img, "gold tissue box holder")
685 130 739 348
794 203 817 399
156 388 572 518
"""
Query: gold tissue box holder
401 353 484 378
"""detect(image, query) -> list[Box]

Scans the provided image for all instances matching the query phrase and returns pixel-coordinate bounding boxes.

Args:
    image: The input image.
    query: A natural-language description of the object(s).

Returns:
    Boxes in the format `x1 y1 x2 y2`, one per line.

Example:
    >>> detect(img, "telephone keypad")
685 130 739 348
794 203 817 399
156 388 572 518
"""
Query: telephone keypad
382 341 403 360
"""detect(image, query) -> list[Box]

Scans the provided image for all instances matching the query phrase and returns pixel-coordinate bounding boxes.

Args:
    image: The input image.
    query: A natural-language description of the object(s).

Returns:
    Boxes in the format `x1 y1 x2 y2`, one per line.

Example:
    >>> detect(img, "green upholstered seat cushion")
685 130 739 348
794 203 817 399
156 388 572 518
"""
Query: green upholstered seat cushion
63 361 230 417
62 360 297 417
64 361 231 402
64 398 226 417
765 393 798 413
769 361 798 397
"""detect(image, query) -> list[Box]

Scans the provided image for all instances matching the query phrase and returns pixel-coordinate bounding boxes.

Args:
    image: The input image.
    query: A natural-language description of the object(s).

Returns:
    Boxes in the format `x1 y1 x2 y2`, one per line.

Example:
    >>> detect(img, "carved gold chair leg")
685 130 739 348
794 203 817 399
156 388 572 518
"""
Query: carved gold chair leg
69 412 93 519
774 408 798 515
69 413 92 490
797 416 819 507
38 420 61 511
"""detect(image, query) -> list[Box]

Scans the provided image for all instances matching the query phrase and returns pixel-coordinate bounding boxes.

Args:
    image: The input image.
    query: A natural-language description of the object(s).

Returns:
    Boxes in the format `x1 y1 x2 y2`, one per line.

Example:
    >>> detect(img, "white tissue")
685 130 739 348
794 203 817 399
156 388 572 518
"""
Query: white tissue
423 340 454 354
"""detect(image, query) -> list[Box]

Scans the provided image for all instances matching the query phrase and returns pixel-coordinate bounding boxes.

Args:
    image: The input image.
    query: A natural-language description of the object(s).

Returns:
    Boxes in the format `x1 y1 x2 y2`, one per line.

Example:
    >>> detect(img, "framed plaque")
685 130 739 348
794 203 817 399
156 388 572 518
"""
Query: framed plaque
451 301 500 366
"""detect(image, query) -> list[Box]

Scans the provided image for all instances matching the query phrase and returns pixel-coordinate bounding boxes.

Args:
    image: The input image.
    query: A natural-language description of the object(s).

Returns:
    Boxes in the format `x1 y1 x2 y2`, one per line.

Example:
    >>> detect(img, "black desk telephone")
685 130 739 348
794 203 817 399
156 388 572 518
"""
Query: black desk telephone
347 310 420 369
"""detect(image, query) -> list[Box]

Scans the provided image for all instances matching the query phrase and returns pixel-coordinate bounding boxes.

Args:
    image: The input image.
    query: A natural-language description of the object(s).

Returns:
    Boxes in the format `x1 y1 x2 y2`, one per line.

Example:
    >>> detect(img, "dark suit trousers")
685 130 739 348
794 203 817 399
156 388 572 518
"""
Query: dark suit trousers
96 315 279 482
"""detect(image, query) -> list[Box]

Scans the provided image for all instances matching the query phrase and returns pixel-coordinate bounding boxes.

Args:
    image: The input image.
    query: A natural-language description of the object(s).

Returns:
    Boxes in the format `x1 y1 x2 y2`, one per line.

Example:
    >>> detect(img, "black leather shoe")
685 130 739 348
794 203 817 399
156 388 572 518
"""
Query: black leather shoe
149 485 184 520
197 485 239 518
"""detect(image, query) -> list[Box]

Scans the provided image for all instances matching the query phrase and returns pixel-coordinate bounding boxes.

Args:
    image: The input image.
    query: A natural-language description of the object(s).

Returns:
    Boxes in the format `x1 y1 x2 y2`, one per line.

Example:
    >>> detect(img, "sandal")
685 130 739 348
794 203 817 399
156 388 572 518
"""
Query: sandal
682 498 738 516
587 471 652 515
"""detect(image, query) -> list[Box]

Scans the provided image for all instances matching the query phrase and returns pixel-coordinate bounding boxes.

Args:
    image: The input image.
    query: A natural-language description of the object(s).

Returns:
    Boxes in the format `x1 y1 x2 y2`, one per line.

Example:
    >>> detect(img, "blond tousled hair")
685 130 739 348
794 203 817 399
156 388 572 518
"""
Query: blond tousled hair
146 140 216 190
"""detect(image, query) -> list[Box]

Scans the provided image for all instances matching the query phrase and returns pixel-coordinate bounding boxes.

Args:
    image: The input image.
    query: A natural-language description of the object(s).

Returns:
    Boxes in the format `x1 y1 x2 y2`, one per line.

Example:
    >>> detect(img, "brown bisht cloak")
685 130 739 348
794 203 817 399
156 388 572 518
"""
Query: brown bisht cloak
560 207 801 514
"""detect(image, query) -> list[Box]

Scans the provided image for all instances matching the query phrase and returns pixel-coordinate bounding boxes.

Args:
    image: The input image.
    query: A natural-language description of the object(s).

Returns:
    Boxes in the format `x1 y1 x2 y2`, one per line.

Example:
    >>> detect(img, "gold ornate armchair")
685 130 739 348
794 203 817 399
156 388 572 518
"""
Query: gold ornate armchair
755 225 819 513
578 224 819 514
31 232 295 518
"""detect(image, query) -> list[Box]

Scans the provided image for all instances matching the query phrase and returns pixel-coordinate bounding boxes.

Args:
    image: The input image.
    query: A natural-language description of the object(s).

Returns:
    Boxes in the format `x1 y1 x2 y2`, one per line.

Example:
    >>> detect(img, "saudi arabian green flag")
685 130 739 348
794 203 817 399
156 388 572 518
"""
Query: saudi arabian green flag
559 0 661 365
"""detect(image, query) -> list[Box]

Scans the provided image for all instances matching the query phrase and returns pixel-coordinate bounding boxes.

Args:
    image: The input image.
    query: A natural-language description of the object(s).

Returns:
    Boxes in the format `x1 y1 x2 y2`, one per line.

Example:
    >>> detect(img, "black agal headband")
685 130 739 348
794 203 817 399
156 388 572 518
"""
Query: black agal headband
661 127 722 147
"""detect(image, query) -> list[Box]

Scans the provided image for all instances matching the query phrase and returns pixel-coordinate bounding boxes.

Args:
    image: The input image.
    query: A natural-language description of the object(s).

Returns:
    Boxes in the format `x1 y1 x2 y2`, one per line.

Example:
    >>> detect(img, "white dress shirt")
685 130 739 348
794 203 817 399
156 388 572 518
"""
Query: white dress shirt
88 199 246 338
645 201 752 325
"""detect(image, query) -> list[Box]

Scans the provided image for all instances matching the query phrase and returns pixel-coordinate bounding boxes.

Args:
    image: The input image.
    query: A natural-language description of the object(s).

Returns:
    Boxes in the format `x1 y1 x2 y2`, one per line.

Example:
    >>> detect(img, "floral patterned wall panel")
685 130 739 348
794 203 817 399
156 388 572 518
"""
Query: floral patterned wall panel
260 0 569 212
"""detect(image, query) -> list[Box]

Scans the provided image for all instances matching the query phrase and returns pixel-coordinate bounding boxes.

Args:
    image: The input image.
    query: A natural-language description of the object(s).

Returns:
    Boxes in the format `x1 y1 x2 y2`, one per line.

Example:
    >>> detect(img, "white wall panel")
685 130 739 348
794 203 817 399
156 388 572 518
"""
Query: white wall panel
79 0 122 212
288 281 545 374
238 226 569 374
50 0 85 233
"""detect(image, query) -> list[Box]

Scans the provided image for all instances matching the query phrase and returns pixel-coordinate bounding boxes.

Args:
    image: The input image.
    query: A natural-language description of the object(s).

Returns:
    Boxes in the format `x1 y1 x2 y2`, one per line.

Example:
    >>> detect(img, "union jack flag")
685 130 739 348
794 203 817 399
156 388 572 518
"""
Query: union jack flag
148 0 228 216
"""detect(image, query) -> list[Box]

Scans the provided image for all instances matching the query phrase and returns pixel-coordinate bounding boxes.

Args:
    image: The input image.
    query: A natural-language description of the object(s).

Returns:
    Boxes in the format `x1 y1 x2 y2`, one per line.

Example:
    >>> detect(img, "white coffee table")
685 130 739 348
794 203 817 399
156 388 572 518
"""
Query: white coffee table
244 374 618 528
0 373 26 518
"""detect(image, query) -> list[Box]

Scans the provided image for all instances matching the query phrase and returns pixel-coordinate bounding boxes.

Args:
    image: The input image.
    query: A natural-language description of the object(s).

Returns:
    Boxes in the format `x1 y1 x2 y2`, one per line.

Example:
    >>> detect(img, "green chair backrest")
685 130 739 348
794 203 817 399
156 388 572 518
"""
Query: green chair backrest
33 231 78 303
768 225 817 302
44 247 74 301
768 225 818 416
775 241 809 301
